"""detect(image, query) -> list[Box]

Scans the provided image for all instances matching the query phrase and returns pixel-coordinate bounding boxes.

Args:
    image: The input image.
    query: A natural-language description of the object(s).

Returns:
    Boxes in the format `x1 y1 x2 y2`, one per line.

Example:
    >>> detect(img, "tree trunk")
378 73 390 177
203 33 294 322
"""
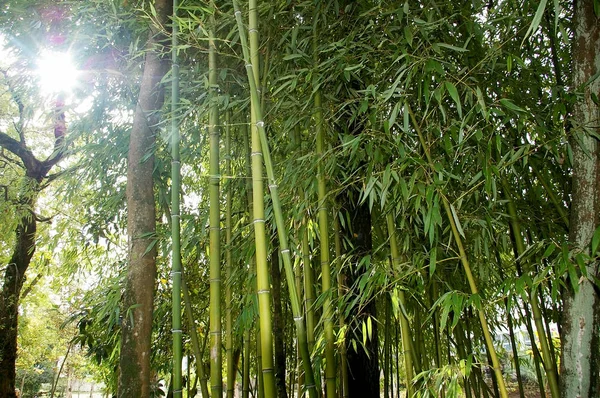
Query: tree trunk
0 211 36 398
561 1 600 396
117 0 170 396
0 96 66 398
338 197 379 398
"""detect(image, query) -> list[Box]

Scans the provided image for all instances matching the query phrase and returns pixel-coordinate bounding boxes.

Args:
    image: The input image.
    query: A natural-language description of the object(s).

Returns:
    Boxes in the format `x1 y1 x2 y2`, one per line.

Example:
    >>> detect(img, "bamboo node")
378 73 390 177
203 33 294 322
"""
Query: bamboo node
253 218 265 224
256 120 265 128
280 248 290 254
249 28 258 33
269 184 278 189
171 329 183 333
250 151 262 157
234 10 241 16
170 271 182 276
293 316 304 321
257 289 270 294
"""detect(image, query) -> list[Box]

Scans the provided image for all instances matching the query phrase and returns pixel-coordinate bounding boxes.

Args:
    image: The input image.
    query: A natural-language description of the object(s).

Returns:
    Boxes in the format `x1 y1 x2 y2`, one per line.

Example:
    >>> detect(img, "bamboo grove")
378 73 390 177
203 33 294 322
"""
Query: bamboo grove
0 0 599 397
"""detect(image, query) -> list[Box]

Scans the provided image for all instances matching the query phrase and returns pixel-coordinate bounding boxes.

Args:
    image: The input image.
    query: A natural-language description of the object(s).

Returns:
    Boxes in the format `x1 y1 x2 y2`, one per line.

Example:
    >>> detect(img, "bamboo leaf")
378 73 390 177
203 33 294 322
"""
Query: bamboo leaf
449 203 465 239
429 248 437 275
445 82 462 118
436 43 468 52
522 0 548 45
499 98 526 113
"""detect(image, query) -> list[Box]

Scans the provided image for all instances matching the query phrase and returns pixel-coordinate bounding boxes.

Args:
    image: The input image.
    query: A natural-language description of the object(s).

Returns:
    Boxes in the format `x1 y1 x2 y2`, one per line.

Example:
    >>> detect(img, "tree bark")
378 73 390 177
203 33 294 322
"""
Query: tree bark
338 197 379 398
0 95 66 397
560 1 600 396
117 0 170 396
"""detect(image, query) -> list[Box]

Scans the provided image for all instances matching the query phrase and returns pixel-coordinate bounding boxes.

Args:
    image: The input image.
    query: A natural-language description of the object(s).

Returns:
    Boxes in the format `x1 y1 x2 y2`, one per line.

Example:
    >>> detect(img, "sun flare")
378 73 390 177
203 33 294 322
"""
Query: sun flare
36 50 79 94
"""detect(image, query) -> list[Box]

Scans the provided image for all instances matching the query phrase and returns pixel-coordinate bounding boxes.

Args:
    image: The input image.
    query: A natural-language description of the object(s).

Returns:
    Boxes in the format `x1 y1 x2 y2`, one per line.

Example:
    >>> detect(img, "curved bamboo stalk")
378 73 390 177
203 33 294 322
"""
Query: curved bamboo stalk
182 277 210 398
232 2 317 397
407 104 509 398
502 180 560 398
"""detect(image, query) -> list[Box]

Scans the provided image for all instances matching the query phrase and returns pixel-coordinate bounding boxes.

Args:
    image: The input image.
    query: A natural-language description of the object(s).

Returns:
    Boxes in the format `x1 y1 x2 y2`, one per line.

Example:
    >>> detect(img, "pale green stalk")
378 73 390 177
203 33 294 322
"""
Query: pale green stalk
208 10 223 397
182 277 210 398
225 110 235 398
232 2 317 397
386 212 414 398
313 15 336 398
502 180 560 398
408 104 509 398
334 215 349 398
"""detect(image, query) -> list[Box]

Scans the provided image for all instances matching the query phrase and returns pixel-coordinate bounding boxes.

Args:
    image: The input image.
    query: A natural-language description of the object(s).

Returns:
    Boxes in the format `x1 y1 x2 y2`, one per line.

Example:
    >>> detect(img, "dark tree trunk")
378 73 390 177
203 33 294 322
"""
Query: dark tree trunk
117 0 170 396
0 211 37 398
271 250 289 398
0 95 66 397
338 197 379 398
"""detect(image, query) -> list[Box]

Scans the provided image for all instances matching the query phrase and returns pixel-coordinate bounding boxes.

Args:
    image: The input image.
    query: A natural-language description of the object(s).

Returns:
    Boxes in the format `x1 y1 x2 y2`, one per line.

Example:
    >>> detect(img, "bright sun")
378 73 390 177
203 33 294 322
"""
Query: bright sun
36 50 79 94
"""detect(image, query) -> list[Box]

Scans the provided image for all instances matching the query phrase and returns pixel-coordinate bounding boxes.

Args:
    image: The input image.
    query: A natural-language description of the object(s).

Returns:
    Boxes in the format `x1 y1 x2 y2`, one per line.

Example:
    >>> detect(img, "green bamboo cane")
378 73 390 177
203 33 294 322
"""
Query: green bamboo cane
245 1 276 396
225 111 235 398
232 2 317 397
386 212 414 398
301 211 320 394
502 180 560 398
170 1 183 396
208 10 223 397
242 329 251 398
301 215 316 354
182 276 210 398
334 215 349 398
407 104 509 398
312 15 336 398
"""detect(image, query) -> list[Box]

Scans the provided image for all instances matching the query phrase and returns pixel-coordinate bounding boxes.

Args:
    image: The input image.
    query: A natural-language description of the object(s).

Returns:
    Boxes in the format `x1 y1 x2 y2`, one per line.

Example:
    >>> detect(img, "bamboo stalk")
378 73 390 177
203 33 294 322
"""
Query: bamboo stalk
502 180 560 398
170 2 183 396
334 215 349 398
208 9 223 396
386 213 414 398
182 277 210 398
312 14 336 397
232 2 317 397
407 103 509 398
225 110 235 398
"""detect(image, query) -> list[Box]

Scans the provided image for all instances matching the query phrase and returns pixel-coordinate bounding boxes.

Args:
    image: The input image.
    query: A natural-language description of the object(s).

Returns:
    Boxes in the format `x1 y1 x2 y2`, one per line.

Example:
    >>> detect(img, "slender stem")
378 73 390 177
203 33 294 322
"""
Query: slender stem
225 110 236 398
170 2 183 396
182 277 210 398
208 8 223 397
407 103 509 398
502 180 560 398
313 12 336 398
386 213 414 398
232 2 317 397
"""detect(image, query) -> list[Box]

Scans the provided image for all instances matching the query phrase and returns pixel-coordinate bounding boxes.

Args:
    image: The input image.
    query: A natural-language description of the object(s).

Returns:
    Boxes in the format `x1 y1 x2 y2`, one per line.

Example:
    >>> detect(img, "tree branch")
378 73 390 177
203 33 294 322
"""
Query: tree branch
0 131 41 175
